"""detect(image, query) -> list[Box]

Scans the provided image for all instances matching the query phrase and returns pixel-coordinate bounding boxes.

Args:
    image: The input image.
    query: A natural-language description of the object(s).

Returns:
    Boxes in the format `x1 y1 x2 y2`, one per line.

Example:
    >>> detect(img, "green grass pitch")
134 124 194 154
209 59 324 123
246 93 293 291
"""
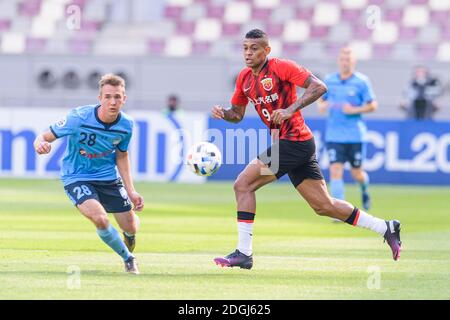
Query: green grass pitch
0 179 449 299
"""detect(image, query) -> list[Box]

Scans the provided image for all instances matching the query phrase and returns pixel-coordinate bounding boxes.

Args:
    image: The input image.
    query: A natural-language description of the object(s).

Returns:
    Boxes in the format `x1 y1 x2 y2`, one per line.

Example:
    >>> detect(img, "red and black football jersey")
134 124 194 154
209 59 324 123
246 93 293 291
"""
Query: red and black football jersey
231 58 313 141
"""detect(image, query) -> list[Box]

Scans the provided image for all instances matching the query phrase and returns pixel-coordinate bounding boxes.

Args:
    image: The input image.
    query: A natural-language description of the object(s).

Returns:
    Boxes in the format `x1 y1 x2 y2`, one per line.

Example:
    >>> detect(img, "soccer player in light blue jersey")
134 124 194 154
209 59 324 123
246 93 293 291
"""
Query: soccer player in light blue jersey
34 74 144 274
318 47 377 213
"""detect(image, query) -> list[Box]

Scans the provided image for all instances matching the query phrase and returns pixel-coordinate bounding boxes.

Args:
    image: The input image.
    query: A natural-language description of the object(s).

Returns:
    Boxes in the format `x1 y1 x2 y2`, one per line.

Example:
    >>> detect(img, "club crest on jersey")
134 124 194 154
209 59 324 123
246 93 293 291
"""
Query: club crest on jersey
56 117 67 127
261 78 273 91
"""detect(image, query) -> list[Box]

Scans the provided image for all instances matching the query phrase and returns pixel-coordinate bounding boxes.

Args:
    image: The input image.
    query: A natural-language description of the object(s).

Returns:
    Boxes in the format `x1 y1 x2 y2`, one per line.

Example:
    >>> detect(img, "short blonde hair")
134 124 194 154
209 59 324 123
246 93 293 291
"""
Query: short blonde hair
99 73 125 94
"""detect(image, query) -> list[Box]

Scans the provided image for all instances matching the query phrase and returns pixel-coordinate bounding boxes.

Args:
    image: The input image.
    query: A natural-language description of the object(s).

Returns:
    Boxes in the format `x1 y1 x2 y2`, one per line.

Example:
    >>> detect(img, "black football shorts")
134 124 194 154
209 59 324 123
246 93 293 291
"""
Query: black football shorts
64 178 133 213
257 138 324 188
326 142 365 168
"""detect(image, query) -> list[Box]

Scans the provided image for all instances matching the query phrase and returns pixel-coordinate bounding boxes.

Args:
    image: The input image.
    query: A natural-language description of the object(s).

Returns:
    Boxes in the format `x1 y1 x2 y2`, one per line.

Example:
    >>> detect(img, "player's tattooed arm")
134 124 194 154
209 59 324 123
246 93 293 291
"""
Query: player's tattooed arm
272 75 327 125
292 74 328 112
223 105 246 123
212 104 246 123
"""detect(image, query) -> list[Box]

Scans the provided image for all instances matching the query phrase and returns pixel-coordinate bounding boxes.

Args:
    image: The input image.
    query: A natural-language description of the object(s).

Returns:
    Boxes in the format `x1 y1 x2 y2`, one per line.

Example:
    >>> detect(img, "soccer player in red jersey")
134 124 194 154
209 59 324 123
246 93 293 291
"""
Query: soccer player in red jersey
211 29 401 269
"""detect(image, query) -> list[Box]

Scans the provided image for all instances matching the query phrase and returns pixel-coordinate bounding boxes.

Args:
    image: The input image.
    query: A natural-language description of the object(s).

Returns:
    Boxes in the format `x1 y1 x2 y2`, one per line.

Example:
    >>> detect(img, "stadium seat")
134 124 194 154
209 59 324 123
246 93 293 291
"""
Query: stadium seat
295 7 314 20
391 42 417 60
417 44 438 60
299 41 327 60
26 37 46 52
194 18 221 41
167 0 192 6
182 3 206 21
282 42 302 57
372 22 399 44
310 26 329 40
295 0 316 9
271 7 295 23
410 0 428 5
209 38 236 57
1 32 26 53
30 16 56 38
222 23 241 37
164 5 183 19
223 2 251 24
176 21 195 36
442 25 450 41
349 40 373 60
165 36 192 56
429 0 450 10
372 44 394 59
147 39 166 55
437 42 450 61
254 0 280 9
384 8 404 22
417 25 441 44
206 5 224 19
82 0 107 22
328 23 353 43
191 41 211 55
342 0 368 9
368 0 385 5
313 2 341 27
353 24 374 40
340 8 363 22
283 20 310 43
252 8 272 21
402 5 429 28
430 10 450 28
0 1 19 19
398 26 418 42
265 23 284 38
0 19 11 32
385 0 410 9
19 0 42 17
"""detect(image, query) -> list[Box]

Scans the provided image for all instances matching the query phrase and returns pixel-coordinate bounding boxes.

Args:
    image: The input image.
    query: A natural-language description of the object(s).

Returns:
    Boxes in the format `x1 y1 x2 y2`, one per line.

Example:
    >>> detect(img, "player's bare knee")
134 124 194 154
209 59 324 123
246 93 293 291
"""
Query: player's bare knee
233 179 251 194
351 168 364 181
132 213 140 233
126 221 138 234
92 215 109 229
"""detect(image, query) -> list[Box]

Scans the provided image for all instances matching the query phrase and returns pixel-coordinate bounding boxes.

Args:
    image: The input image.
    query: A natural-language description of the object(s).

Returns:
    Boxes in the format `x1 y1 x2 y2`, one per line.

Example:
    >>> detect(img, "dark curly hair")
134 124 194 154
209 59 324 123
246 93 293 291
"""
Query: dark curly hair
245 29 267 39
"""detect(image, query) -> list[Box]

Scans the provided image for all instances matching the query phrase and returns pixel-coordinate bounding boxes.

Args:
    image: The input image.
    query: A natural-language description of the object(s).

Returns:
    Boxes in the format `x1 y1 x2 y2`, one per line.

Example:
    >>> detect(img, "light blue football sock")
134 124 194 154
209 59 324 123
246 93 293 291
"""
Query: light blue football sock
360 172 369 194
97 224 132 261
330 179 345 200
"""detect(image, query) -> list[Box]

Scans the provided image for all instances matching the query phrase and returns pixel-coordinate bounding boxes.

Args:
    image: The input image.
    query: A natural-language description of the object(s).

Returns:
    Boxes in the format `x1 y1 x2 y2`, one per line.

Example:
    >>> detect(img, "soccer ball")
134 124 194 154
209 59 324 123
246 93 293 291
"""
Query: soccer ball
186 142 222 177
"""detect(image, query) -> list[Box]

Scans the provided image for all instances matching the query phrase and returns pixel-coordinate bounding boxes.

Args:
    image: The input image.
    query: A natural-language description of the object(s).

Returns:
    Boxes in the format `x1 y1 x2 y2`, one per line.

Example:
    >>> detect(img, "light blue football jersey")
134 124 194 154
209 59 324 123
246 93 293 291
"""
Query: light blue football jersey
50 104 134 186
321 72 375 143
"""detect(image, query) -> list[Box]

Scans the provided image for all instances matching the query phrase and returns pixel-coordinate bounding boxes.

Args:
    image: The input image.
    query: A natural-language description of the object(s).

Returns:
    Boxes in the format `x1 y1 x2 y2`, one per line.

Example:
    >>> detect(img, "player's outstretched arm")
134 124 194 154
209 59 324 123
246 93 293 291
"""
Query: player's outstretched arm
34 130 57 155
343 101 378 115
211 104 246 123
116 150 144 212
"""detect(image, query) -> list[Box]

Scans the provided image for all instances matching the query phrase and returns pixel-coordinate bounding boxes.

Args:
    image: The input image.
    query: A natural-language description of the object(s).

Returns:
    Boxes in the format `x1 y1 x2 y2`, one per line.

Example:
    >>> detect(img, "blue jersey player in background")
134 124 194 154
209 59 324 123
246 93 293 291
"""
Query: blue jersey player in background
318 47 377 213
34 74 144 274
